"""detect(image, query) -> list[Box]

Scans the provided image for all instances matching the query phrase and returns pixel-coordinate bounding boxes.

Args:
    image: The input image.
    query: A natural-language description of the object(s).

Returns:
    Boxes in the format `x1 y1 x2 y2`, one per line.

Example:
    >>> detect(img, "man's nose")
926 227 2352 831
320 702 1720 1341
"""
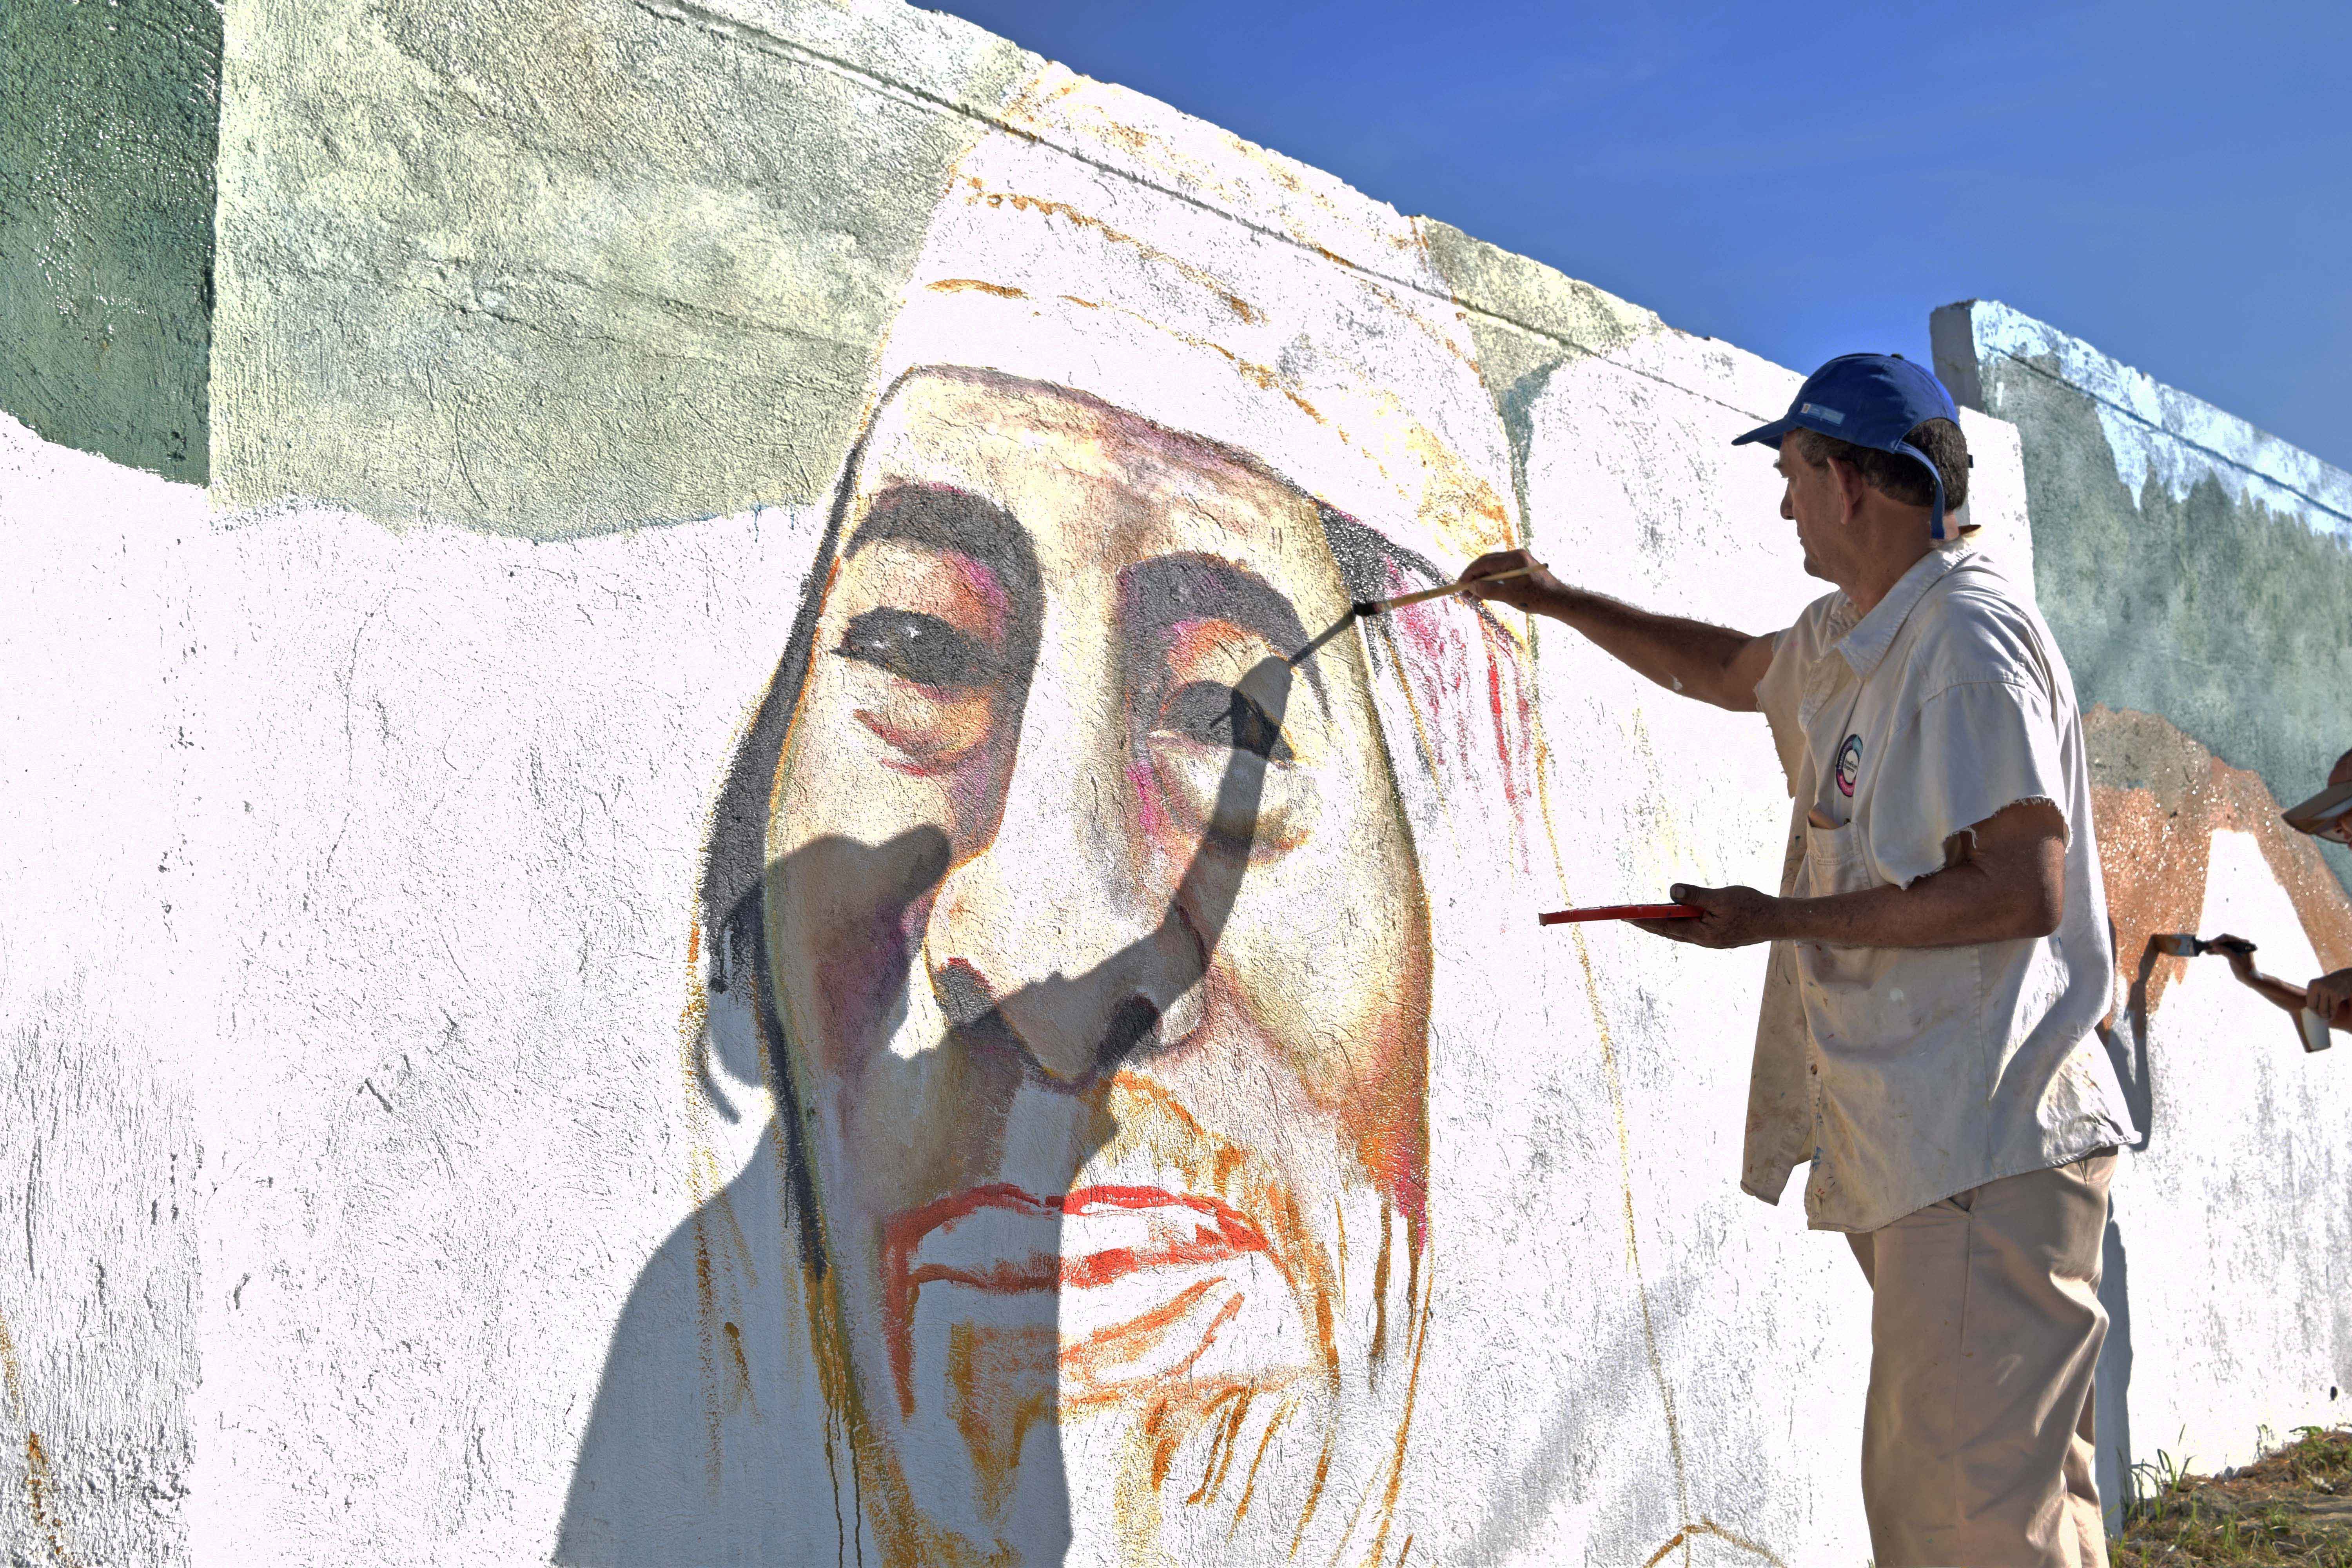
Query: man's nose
924 661 1204 1086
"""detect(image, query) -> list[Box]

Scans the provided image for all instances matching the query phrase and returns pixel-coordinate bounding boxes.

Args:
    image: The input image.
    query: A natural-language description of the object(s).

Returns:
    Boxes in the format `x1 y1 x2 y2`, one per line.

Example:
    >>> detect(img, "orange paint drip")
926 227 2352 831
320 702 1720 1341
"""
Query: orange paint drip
946 1321 1055 1522
24 1432 84 1568
927 278 1027 300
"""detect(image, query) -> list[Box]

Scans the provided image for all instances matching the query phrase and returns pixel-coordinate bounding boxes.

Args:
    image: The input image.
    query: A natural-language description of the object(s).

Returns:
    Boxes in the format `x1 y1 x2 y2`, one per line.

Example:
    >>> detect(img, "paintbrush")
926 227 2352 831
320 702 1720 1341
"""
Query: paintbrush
1353 564 1537 617
2149 933 2255 958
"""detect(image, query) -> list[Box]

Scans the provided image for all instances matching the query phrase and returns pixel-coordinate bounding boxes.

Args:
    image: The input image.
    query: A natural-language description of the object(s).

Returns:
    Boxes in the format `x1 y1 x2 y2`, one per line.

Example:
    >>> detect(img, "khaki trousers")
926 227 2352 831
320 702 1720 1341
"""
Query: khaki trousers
1845 1148 2116 1568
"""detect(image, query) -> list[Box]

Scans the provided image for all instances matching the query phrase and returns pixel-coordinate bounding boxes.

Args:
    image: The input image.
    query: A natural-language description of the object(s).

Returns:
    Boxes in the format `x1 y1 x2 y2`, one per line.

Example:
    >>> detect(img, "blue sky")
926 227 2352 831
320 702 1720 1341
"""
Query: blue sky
929 0 2352 472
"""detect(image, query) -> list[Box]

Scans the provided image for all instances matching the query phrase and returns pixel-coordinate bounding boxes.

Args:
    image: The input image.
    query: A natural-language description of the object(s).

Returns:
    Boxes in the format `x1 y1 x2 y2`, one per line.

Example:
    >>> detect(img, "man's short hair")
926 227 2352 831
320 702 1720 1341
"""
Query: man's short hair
1788 417 1970 516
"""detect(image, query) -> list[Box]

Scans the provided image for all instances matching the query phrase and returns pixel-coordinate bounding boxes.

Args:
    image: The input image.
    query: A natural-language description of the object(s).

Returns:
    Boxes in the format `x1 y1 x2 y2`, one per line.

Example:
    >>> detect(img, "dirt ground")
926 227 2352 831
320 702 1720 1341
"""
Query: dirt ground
2111 1427 2352 1566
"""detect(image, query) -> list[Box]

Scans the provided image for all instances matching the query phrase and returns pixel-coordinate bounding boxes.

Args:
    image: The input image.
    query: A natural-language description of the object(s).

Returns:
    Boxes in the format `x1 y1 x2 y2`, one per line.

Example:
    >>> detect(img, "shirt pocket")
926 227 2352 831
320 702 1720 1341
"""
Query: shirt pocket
1802 819 1875 898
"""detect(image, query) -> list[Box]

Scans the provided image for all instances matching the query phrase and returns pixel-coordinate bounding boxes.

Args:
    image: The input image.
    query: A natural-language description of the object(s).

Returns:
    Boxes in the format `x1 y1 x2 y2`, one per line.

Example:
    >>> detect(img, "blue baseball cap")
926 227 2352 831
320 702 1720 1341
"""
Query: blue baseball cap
1733 354 1963 539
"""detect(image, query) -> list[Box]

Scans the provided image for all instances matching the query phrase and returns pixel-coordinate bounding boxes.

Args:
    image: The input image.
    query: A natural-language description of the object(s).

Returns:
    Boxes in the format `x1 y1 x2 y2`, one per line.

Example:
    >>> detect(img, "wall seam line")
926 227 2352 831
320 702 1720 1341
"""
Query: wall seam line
633 0 1781 423
1989 348 2352 528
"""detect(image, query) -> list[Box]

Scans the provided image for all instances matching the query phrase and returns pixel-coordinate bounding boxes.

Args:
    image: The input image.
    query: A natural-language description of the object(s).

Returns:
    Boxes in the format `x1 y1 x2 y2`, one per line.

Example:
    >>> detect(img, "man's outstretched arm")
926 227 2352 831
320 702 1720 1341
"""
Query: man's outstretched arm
1460 549 1777 711
2210 937 2314 1017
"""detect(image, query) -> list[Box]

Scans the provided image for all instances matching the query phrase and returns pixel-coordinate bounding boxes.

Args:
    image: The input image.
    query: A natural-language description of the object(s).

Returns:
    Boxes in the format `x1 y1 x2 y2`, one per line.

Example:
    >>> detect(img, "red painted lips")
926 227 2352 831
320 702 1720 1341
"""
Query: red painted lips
881 1183 1270 1414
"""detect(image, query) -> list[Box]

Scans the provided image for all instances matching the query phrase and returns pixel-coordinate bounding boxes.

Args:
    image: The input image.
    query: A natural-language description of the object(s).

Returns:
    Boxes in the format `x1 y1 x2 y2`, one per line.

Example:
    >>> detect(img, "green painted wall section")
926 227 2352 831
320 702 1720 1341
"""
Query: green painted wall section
0 0 220 481
208 0 1035 538
1939 310 2352 894
1417 218 1667 540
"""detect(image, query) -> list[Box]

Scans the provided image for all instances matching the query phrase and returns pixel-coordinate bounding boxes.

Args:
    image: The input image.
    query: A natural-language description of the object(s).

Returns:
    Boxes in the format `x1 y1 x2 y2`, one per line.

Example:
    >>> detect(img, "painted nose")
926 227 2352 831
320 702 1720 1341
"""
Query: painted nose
925 659 1203 1086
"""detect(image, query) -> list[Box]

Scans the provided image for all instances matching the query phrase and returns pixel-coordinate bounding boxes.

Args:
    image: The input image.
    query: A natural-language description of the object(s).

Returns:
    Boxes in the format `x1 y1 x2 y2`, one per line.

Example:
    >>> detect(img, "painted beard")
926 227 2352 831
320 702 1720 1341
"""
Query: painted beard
806 1067 1429 1567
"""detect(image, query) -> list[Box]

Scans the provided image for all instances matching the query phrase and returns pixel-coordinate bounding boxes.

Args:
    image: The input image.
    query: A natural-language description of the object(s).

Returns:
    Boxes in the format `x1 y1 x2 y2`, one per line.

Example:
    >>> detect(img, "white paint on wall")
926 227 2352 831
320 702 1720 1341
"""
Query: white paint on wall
5 0 2346 1559
2 412 835 1563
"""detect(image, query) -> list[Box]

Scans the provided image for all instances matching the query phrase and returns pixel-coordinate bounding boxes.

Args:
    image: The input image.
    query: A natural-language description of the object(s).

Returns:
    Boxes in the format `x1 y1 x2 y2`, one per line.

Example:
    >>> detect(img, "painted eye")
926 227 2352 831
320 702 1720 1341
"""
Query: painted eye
837 609 997 689
1159 681 1293 762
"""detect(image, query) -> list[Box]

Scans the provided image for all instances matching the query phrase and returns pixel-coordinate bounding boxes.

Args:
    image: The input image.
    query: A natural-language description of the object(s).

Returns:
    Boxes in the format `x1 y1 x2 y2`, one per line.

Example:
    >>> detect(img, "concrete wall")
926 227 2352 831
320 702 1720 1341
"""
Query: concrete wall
1938 301 2352 1511
0 4 2344 1564
0 0 220 481
1935 298 2352 897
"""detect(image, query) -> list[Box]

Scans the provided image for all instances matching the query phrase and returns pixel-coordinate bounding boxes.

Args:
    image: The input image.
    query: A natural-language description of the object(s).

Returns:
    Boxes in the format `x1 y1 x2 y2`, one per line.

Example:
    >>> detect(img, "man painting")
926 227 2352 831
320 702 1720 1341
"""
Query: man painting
1468 354 2138 1566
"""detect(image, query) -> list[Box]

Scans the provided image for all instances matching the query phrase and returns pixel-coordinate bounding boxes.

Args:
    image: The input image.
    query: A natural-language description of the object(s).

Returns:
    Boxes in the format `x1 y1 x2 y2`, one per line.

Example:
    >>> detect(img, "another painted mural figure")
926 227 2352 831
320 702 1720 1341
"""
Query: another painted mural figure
1466 354 2138 1568
2206 748 2352 1046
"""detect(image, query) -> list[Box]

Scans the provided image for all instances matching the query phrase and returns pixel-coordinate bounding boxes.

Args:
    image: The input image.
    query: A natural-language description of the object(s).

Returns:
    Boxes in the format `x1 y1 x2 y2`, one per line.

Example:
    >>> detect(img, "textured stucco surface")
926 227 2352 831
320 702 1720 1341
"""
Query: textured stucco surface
209 0 1032 535
1935 298 2352 896
0 0 220 481
6 3 2350 1563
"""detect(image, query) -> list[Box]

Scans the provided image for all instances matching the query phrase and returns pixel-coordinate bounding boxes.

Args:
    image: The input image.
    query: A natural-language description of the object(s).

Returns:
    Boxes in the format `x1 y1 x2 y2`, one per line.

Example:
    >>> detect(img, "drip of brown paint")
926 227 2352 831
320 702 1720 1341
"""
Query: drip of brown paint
24 1432 85 1568
946 1321 1055 1522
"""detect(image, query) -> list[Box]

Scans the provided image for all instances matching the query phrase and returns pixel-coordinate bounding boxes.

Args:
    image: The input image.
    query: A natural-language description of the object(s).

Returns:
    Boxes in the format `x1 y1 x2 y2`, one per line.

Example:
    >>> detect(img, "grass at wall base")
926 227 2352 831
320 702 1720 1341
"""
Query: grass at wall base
2110 1426 2352 1566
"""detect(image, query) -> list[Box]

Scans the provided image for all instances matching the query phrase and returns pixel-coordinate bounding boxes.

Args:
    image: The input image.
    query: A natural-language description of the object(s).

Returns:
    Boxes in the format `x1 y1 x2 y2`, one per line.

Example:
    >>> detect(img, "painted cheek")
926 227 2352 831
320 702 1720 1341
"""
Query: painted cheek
771 701 958 1091
1127 758 1173 842
855 692 993 769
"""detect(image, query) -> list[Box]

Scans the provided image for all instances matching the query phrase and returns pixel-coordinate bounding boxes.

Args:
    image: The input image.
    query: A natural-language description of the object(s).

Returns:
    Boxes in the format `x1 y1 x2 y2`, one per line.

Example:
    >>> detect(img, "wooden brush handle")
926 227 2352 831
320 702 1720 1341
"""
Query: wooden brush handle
1367 564 1536 613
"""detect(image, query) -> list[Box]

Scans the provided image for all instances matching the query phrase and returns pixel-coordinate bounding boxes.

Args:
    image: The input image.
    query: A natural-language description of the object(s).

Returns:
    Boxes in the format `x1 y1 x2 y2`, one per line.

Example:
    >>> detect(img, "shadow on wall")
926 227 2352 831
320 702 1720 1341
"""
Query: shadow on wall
561 668 1298 1566
2091 933 2153 1527
2094 1199 2136 1530
560 370 1445 1566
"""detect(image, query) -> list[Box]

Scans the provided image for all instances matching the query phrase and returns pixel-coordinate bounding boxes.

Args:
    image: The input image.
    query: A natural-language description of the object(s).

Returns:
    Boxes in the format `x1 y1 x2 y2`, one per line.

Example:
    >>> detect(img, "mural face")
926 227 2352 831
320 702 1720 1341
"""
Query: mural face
764 366 1434 1561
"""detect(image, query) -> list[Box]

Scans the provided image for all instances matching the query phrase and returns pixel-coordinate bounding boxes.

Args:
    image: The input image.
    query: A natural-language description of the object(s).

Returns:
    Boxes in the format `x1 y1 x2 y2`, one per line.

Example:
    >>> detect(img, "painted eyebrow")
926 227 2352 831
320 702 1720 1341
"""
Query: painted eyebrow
843 483 1044 621
1121 553 1326 706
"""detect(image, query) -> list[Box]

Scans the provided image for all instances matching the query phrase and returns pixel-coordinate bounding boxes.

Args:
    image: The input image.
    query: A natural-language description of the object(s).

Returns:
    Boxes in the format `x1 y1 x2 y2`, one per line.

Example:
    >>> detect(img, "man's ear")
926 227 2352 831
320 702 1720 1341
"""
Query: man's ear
1829 456 1871 525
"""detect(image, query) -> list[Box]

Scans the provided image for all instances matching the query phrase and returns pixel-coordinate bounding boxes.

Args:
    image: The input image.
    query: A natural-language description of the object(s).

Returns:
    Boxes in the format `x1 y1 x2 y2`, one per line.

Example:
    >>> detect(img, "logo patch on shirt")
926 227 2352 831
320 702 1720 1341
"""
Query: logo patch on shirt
1836 734 1863 797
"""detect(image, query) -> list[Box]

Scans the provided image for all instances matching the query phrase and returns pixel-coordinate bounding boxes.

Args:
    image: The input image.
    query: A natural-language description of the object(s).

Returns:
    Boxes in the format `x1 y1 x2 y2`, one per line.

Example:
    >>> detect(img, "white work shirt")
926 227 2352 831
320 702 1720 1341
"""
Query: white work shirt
1744 543 2137 1233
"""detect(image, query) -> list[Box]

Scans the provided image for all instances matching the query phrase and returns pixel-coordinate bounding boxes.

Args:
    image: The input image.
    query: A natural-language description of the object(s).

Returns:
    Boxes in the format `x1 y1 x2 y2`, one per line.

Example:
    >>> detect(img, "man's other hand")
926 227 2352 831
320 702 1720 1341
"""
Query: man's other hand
2310 967 2352 1030
1631 883 1782 949
1459 549 1563 614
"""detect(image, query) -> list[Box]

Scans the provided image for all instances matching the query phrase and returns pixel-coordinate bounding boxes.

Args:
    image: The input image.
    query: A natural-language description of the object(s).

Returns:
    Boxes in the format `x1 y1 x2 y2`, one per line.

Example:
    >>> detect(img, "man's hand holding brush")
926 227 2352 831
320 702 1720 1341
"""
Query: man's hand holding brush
1460 549 1778 711
1455 549 1567 614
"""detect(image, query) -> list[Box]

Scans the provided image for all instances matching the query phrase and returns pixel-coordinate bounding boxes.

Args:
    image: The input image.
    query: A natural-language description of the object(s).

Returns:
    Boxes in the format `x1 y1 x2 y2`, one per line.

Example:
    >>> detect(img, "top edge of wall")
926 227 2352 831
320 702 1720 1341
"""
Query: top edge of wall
687 0 1691 369
1933 297 2352 541
203 0 1829 538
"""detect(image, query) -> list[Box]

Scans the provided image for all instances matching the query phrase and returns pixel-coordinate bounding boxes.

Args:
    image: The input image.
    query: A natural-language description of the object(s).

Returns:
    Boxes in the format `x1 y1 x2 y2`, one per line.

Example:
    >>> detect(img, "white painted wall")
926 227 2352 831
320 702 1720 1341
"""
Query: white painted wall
2131 833 2349 1458
4 1 2347 1563
0 381 2039 1568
